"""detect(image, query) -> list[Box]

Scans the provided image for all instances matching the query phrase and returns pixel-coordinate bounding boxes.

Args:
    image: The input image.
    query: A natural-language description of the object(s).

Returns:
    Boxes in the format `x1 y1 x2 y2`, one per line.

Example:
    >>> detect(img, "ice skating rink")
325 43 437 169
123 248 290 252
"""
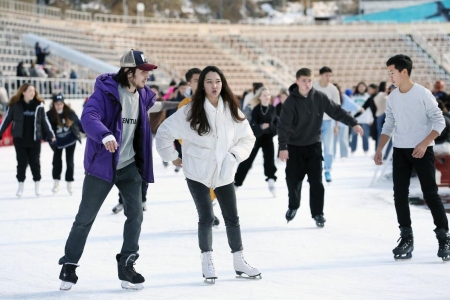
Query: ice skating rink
1 129 449 299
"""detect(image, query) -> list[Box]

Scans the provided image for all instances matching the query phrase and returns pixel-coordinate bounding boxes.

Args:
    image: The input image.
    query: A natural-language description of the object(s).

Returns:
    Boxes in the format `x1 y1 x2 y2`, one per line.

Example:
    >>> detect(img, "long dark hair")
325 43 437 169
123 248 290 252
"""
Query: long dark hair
9 83 44 107
188 66 244 136
50 102 73 128
353 81 367 96
114 67 137 89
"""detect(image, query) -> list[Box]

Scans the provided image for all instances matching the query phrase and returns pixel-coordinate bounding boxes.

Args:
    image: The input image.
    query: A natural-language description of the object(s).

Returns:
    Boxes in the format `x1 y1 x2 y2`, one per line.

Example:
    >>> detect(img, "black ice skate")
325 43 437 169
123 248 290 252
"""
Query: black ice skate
435 228 450 261
393 227 414 260
313 214 326 228
59 263 79 291
116 254 145 290
285 209 297 223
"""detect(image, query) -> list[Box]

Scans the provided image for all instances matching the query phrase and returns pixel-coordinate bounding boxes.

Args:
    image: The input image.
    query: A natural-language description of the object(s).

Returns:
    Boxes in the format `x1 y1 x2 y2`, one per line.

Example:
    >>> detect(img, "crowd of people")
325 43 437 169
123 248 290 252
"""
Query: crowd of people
1 50 450 291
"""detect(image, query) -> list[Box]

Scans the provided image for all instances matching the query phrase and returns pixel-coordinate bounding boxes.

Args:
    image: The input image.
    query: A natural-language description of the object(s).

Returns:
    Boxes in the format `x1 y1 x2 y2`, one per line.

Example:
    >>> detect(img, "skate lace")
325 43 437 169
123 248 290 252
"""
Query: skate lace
207 255 215 271
124 263 138 277
397 236 413 249
65 264 77 275
438 238 450 250
239 253 255 270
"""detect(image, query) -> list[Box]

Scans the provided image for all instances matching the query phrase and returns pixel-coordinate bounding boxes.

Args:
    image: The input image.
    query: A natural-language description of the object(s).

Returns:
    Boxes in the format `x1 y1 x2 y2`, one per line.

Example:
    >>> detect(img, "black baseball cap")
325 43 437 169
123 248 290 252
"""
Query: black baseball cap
52 93 64 103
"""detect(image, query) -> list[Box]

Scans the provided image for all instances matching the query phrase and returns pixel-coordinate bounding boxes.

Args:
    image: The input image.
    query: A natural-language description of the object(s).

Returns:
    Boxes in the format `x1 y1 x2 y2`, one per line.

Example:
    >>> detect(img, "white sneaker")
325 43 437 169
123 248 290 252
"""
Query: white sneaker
201 251 218 283
142 202 147 211
233 251 261 278
112 203 124 214
52 180 60 193
67 182 73 195
268 179 276 197
16 182 24 198
35 181 40 197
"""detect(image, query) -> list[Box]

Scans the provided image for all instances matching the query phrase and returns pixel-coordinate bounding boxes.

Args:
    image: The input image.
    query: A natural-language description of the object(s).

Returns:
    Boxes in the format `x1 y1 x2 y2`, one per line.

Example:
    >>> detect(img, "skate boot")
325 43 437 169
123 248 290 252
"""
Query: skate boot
324 171 332 183
142 202 147 211
116 254 145 290
267 179 276 197
435 228 450 261
285 209 297 223
16 182 24 198
52 180 60 194
393 227 414 260
112 203 124 214
233 251 261 279
201 251 218 284
67 182 73 195
213 215 220 229
59 263 79 291
313 214 326 228
35 181 40 197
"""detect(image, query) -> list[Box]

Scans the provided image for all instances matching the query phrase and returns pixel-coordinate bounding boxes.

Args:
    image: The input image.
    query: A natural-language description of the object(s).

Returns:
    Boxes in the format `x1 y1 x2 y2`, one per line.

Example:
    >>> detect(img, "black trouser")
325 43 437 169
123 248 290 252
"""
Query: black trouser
393 147 449 230
234 135 277 186
286 143 325 218
51 143 76 181
59 162 143 264
186 179 243 253
14 142 41 182
119 181 148 204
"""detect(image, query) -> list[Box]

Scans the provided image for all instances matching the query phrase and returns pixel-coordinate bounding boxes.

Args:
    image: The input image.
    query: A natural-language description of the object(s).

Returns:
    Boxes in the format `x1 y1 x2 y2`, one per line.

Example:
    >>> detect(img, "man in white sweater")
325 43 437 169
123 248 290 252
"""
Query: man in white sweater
374 54 450 261
313 67 340 183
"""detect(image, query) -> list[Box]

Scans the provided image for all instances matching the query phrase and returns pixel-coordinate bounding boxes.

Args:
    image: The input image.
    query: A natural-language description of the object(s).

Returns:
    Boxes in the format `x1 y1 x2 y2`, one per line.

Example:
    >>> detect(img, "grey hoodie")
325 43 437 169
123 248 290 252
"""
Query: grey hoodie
277 84 358 150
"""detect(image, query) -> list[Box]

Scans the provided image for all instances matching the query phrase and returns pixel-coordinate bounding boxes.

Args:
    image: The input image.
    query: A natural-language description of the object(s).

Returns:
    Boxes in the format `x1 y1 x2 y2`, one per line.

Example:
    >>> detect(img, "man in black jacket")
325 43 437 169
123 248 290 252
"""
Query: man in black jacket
278 68 363 227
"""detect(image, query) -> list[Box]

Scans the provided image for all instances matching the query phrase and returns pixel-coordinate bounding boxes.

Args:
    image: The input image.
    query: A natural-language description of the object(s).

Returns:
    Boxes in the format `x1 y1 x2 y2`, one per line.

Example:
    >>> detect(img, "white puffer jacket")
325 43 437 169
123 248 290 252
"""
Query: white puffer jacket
155 97 256 189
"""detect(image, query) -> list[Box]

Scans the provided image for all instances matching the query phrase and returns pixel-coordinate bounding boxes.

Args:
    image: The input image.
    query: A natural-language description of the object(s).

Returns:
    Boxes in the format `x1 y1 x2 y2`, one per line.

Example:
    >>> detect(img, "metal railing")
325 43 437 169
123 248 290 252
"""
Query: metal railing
0 76 169 101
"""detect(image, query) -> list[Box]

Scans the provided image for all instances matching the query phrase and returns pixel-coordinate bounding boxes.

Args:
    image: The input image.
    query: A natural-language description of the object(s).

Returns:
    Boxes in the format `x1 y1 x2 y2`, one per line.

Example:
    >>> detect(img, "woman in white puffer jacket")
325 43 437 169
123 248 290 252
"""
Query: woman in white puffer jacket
156 66 261 283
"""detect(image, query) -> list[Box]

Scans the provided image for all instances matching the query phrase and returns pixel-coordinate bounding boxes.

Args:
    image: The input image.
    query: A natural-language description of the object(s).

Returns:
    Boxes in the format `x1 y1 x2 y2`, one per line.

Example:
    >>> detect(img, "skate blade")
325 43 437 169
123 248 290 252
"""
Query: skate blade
438 255 450 261
235 271 262 279
60 281 74 291
316 223 325 228
394 253 412 260
203 275 217 284
121 281 144 290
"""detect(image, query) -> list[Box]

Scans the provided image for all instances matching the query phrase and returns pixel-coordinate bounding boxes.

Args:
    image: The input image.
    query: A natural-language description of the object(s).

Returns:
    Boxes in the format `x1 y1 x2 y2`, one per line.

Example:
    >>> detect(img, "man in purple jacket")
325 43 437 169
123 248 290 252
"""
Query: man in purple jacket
58 50 157 291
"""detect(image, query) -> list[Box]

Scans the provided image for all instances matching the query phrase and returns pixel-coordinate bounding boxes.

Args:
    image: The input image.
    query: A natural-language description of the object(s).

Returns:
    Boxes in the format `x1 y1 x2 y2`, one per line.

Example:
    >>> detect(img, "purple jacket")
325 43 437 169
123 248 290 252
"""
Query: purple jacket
81 73 156 183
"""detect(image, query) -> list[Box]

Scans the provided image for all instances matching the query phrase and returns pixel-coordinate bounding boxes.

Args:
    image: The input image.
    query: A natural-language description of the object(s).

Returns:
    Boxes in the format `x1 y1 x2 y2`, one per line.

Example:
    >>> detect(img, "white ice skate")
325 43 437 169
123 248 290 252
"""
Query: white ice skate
201 251 218 284
112 203 124 214
16 182 24 198
267 179 276 197
35 181 40 197
52 180 60 194
67 182 73 195
233 251 261 279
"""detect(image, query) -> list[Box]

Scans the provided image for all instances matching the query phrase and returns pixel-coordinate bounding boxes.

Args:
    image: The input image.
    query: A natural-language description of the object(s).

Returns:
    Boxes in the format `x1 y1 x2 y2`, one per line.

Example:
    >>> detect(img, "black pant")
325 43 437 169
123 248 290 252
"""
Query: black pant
393 147 449 230
14 142 41 182
234 135 277 186
286 143 325 217
119 180 148 204
186 179 243 253
51 143 76 181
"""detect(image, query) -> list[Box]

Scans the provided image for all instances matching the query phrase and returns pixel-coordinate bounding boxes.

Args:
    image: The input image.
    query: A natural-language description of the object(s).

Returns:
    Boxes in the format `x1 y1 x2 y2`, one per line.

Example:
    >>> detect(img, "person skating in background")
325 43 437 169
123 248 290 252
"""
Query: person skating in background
333 83 363 158
278 68 363 227
313 66 340 183
234 87 278 197
374 54 450 261
156 66 260 283
58 49 158 291
46 93 84 195
350 82 373 155
0 83 55 198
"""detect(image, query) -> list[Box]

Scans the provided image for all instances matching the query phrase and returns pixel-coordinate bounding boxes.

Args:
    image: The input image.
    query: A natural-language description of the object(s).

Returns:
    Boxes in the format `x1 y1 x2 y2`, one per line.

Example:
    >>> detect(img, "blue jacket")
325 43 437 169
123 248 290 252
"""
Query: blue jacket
81 73 156 183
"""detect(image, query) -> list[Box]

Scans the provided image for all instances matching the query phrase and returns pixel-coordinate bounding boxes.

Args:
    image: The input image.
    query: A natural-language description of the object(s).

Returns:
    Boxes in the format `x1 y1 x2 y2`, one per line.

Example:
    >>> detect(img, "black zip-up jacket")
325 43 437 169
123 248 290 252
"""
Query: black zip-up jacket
277 84 358 150
46 108 84 147
0 99 55 142
251 104 277 138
